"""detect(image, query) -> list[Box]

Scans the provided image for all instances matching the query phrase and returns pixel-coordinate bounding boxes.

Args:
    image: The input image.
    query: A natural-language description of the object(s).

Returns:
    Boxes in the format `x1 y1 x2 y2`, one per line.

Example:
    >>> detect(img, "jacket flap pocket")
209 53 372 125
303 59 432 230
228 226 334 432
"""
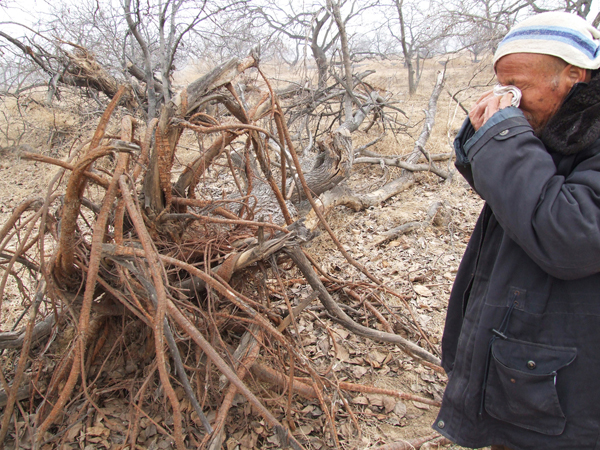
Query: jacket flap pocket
492 338 576 374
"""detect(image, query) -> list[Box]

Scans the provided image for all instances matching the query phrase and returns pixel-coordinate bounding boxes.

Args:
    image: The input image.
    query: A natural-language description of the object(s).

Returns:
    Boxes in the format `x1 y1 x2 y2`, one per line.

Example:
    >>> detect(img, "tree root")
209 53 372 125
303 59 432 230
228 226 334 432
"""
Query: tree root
0 57 448 449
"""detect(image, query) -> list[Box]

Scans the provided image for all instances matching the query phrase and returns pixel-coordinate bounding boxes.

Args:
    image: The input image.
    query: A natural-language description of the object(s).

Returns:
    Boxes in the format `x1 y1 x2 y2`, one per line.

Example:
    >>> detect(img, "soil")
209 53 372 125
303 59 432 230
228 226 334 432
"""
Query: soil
0 54 495 449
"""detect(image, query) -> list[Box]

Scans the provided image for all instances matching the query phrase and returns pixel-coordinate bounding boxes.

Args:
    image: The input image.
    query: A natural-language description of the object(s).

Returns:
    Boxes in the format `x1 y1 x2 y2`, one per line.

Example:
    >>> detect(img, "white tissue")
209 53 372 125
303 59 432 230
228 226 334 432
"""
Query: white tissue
493 84 522 107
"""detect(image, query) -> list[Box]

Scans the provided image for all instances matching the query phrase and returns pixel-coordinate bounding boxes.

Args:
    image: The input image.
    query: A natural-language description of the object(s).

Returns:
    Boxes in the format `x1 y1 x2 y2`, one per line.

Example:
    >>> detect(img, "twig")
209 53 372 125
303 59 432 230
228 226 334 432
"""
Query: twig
36 145 130 444
164 295 305 450
0 311 56 349
0 282 44 446
21 153 110 187
207 324 262 450
286 245 441 366
338 382 440 407
120 176 186 450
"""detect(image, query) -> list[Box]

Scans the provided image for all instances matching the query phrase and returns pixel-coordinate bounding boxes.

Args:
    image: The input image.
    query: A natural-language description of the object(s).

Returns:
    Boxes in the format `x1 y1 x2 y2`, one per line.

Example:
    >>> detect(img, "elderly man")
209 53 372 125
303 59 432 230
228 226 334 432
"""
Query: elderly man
433 12 600 450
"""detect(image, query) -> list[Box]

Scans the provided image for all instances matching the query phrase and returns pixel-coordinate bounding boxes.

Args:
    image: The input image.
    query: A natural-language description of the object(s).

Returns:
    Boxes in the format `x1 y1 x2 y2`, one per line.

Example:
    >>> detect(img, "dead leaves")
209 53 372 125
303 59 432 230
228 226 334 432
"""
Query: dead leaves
412 285 433 297
352 393 398 414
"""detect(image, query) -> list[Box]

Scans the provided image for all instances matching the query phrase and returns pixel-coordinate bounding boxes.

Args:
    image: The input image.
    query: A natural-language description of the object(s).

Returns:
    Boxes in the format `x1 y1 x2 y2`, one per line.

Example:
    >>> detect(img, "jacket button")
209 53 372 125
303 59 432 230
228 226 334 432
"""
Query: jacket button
527 360 536 370
499 130 509 136
437 420 445 429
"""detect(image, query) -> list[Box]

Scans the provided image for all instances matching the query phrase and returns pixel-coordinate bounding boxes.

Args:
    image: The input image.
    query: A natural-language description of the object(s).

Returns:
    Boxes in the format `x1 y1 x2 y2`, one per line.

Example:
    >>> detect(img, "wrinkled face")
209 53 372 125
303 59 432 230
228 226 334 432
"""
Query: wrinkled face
495 53 578 134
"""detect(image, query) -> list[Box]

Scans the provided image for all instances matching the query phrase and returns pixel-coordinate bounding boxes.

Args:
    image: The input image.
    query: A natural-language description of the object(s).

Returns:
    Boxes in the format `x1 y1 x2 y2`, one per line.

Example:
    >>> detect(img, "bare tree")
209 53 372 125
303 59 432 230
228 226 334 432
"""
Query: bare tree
388 0 453 95
123 0 247 118
447 0 526 54
448 0 600 62
0 0 248 118
255 1 338 90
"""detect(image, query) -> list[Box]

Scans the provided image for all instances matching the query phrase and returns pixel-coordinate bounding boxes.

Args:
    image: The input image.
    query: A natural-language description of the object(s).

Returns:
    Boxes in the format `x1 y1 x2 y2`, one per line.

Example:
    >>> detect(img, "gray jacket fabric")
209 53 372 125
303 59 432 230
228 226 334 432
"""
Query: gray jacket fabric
433 105 600 449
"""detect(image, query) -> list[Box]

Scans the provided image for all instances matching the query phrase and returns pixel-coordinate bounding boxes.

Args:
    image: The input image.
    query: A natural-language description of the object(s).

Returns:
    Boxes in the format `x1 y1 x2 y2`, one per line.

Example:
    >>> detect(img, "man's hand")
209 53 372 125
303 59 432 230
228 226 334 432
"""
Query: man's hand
469 91 514 131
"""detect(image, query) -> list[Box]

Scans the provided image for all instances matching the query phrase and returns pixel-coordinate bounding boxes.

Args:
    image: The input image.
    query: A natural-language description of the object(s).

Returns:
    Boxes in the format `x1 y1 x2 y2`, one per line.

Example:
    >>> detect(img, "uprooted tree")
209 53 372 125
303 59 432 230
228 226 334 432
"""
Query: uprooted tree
4 0 600 448
0 36 458 449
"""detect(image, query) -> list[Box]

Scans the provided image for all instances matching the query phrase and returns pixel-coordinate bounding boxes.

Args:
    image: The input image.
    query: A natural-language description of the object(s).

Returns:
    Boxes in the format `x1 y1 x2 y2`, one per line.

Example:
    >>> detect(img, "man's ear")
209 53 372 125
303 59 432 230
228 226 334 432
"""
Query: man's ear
567 65 591 84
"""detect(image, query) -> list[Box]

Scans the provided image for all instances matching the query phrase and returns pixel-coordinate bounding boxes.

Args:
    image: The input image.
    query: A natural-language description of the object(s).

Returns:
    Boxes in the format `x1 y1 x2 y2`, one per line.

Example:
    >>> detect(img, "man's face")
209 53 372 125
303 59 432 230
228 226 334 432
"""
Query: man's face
495 53 575 134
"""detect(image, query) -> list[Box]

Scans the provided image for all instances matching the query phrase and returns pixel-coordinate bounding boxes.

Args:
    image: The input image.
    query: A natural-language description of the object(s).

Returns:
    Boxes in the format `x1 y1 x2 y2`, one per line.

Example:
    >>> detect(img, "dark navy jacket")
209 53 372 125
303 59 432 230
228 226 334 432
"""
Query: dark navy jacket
433 107 600 449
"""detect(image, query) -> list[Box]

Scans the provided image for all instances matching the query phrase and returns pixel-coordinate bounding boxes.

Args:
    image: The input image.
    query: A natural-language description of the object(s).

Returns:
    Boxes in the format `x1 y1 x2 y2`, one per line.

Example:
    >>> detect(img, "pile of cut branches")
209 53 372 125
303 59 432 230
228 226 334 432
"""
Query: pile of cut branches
0 54 446 450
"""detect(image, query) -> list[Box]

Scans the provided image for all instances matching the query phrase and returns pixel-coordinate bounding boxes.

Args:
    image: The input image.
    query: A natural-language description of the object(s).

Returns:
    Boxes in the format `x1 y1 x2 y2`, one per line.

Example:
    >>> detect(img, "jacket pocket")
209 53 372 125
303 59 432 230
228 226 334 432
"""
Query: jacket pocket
485 338 576 435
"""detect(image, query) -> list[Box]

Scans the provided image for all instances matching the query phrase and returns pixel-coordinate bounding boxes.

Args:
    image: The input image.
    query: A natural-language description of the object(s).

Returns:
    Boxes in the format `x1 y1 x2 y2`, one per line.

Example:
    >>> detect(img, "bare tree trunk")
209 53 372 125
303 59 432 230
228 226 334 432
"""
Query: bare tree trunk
328 0 353 120
303 69 446 222
291 91 383 202
143 54 259 215
394 0 416 95
124 0 158 118
311 12 331 90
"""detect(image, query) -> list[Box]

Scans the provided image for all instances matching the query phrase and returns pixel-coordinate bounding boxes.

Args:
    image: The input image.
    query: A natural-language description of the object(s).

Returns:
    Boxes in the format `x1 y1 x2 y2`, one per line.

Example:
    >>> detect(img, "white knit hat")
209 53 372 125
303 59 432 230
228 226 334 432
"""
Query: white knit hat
493 12 600 70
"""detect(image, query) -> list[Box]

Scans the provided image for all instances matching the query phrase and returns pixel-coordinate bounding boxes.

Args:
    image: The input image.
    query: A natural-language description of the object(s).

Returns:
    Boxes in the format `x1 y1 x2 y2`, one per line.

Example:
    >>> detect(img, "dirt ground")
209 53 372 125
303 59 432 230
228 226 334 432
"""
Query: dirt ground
0 54 495 449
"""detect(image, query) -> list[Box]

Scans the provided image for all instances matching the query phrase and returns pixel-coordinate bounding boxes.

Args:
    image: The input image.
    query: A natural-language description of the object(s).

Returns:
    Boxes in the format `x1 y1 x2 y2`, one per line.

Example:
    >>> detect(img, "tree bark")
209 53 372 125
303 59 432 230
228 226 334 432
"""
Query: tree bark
124 0 159 118
328 0 353 120
143 53 259 216
303 69 447 224
0 32 138 109
311 12 332 90
393 0 416 95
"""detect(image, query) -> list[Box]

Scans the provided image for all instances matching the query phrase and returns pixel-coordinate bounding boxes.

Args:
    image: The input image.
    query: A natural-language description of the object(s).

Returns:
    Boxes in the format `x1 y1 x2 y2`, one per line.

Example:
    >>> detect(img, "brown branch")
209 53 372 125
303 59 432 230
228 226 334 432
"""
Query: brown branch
251 363 318 399
173 132 237 196
364 300 394 334
119 177 186 450
249 364 440 407
286 245 441 366
0 282 44 444
159 212 289 233
102 242 316 450
145 53 259 214
36 148 130 443
207 325 262 449
133 118 158 183
164 294 305 450
21 153 110 188
0 197 44 245
279 101 382 285
338 382 440 407
54 87 125 285
0 311 56 349
0 206 46 323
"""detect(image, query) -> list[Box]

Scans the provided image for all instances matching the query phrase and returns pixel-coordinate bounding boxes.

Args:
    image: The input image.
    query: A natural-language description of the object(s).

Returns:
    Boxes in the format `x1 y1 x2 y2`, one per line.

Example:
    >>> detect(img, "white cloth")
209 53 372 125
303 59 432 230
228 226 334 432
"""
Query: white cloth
493 12 600 70
493 84 522 107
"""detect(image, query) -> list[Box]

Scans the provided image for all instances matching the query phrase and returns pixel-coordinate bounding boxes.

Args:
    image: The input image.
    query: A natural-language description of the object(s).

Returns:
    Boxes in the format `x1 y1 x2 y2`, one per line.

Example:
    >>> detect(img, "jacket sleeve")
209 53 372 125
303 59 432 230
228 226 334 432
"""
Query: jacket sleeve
453 117 475 187
459 106 600 280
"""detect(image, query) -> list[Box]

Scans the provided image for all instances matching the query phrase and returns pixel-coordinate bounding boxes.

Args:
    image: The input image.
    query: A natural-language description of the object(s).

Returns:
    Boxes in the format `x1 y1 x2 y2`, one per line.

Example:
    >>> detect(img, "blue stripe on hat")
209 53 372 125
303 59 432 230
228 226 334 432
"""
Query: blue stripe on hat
498 26 598 58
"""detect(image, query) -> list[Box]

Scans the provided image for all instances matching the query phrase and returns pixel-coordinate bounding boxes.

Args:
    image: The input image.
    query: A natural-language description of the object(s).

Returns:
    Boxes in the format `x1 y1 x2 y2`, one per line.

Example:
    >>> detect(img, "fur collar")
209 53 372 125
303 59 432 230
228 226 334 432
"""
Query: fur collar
540 74 600 155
